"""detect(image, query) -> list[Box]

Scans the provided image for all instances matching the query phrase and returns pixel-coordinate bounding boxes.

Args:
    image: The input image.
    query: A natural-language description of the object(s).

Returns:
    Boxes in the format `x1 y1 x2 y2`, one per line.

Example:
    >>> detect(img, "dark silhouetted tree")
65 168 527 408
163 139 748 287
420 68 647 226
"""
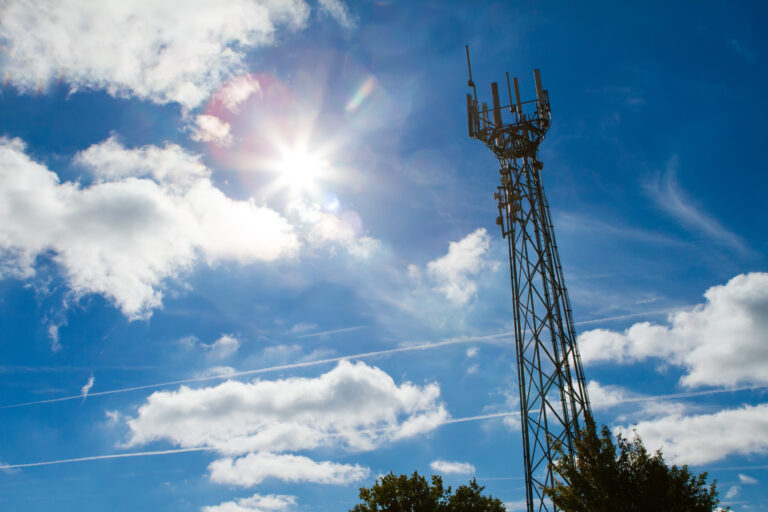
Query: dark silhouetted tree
544 421 727 512
349 471 505 512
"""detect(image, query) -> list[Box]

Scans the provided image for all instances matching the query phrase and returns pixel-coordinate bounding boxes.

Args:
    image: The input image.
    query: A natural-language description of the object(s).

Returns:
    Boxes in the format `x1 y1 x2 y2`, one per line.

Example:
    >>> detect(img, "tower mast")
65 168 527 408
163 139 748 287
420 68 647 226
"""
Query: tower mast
464 47 592 512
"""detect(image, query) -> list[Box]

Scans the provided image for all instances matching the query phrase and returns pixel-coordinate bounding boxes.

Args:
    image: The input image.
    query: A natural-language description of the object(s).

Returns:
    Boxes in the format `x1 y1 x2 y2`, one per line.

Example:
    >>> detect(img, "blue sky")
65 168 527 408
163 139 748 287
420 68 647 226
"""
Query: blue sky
0 1 766 511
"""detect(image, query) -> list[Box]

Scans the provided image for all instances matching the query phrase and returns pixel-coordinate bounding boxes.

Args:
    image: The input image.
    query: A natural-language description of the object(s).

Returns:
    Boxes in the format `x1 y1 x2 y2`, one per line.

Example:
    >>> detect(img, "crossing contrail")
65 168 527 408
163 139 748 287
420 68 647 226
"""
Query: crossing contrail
294 325 366 339
0 306 695 410
2 383 765 471
0 411 520 470
0 447 208 470
0 331 515 409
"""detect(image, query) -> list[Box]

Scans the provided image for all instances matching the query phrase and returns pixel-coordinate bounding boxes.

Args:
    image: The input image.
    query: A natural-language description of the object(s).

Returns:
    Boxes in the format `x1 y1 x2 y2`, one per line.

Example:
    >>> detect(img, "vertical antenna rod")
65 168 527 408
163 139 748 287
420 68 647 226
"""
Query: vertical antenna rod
466 45 478 101
463 47 592 512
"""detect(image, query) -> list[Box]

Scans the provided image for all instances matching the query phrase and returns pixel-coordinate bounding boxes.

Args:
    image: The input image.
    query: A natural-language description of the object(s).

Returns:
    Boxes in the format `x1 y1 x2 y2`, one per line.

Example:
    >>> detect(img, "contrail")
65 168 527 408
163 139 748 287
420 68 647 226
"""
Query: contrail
573 306 685 326
606 385 766 405
0 307 697 410
0 411 519 470
294 326 366 339
0 331 515 409
0 447 208 470
704 464 768 471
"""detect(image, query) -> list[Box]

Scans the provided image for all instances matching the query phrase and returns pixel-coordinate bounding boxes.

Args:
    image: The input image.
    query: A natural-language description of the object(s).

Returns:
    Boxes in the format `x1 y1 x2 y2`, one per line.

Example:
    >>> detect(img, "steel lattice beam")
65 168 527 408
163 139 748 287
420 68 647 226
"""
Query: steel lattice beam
464 47 592 512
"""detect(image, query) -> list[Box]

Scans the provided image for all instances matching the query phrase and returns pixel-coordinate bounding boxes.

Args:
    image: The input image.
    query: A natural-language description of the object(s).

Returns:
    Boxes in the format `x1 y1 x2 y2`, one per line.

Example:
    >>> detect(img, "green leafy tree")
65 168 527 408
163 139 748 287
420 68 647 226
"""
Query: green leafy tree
544 421 727 512
349 471 506 512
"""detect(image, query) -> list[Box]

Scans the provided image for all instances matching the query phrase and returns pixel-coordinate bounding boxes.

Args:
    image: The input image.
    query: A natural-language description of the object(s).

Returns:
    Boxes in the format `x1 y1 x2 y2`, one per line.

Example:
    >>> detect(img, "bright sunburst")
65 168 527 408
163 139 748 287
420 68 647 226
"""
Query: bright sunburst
274 146 329 195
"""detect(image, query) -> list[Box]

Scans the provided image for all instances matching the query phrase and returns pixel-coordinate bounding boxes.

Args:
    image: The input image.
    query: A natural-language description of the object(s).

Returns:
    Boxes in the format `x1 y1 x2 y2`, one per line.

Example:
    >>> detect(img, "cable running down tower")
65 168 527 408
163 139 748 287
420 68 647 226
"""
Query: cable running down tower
464 47 592 512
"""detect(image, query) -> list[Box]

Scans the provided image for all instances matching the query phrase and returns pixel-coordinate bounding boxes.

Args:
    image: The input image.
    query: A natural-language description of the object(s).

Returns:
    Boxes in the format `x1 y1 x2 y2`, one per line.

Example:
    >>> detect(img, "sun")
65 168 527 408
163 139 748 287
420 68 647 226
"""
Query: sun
272 145 330 197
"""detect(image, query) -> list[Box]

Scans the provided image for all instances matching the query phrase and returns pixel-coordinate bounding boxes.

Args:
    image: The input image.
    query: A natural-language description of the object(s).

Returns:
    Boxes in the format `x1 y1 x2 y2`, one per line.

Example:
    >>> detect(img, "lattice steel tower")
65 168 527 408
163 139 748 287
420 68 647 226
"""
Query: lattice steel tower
463 47 592 512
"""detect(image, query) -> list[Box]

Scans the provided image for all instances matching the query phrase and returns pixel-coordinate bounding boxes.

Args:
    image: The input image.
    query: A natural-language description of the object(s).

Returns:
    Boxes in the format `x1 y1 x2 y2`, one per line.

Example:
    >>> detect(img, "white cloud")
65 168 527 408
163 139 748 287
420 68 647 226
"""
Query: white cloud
197 366 238 379
738 473 758 485
587 380 629 410
724 485 740 499
47 323 62 352
503 500 528 512
288 322 317 334
318 0 355 29
0 0 309 108
214 75 263 112
81 375 95 397
586 381 686 423
208 452 369 486
0 137 299 319
578 273 768 388
206 334 240 359
424 228 498 307
191 115 233 146
201 493 296 512
125 360 448 454
429 459 475 475
466 347 479 358
289 201 379 259
617 402 768 465
105 410 121 425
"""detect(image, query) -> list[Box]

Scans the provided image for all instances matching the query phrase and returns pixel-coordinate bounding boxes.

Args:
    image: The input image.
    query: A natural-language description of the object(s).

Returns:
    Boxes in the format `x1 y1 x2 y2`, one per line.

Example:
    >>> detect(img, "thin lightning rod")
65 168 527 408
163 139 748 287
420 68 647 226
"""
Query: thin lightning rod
465 45 478 101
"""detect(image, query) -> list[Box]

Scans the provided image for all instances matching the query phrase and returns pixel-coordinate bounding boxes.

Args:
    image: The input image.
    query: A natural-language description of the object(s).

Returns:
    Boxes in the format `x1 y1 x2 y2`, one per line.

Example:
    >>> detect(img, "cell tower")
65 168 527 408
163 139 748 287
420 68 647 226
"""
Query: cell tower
463 46 592 512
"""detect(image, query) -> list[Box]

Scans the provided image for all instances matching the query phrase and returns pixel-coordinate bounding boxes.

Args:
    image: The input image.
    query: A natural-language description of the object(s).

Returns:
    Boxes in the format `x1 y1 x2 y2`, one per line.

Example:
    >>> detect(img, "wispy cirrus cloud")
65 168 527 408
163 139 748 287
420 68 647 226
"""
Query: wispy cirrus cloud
318 0 356 29
645 157 748 253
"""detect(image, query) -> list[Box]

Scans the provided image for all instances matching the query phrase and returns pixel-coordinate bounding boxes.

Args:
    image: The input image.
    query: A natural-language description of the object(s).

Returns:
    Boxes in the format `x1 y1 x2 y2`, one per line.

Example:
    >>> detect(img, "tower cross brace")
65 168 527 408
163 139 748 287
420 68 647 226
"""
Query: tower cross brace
464 47 592 512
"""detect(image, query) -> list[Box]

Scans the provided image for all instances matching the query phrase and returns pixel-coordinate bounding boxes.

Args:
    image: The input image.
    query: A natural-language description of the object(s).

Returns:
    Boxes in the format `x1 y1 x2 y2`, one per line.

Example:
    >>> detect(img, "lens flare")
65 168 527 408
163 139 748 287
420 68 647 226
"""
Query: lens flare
274 146 329 195
345 75 377 112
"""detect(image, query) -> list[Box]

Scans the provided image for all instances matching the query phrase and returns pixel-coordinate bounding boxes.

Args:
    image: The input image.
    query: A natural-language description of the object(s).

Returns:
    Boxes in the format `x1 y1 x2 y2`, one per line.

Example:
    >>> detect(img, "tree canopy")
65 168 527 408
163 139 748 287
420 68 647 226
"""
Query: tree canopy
349 471 506 512
544 421 727 512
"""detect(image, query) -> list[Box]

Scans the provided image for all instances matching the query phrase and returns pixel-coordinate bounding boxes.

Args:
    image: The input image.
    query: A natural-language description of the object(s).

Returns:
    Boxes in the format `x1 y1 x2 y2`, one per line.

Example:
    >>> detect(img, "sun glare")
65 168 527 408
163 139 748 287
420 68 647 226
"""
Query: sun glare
274 147 329 195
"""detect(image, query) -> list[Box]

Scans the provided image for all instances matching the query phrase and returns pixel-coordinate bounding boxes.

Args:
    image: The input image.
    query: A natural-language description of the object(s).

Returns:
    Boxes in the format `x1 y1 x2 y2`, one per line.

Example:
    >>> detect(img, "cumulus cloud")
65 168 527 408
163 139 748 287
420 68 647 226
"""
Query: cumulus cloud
208 452 369 486
0 0 309 108
206 335 241 359
724 486 740 499
586 381 686 421
587 380 629 410
429 459 475 475
201 493 296 512
125 360 448 454
412 228 498 307
578 273 768 388
191 115 234 146
0 137 298 319
214 75 263 112
617 403 768 465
